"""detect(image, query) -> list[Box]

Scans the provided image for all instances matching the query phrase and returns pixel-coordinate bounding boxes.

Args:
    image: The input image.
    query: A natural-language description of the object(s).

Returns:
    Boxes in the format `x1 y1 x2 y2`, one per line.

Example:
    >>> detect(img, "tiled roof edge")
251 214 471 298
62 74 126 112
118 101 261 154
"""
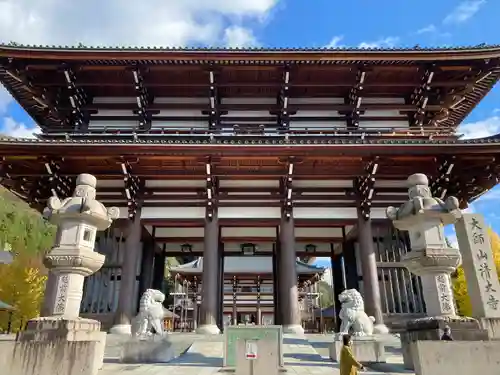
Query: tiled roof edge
1 42 500 53
1 136 499 145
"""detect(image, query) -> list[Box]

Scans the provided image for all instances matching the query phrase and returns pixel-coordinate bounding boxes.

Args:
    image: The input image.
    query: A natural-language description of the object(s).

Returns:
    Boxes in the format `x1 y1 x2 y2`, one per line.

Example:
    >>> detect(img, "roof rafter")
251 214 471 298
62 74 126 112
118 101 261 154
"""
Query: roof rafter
120 159 143 219
345 67 366 130
205 159 217 219
281 157 294 219
276 65 291 131
62 65 91 130
354 157 379 220
208 68 221 131
409 64 435 127
430 156 456 199
131 67 154 131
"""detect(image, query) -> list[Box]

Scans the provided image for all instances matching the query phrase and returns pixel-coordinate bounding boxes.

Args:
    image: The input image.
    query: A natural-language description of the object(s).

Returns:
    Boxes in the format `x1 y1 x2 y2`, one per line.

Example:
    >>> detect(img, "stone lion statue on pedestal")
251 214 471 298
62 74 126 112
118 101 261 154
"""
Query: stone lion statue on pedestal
338 289 376 337
132 289 166 337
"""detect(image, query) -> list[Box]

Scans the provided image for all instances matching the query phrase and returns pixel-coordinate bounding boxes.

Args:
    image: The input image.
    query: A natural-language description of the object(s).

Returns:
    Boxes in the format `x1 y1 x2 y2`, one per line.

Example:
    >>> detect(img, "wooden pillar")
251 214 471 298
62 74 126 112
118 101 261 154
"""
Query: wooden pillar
357 207 385 327
279 214 303 334
192 277 199 331
138 238 155 298
232 276 237 325
218 237 225 331
152 245 166 291
111 212 142 334
272 236 280 325
197 212 220 334
256 276 262 325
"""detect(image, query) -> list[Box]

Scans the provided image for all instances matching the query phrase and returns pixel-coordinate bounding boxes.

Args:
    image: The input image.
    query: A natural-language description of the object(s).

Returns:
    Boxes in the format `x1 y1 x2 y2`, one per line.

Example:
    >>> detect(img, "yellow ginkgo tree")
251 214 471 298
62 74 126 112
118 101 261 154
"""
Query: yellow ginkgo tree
0 253 47 332
452 228 500 317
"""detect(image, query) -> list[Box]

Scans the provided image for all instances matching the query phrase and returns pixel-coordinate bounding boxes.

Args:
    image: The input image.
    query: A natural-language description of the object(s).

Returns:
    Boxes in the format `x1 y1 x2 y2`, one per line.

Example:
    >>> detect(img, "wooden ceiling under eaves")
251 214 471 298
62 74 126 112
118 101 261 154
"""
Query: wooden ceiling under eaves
0 45 500 133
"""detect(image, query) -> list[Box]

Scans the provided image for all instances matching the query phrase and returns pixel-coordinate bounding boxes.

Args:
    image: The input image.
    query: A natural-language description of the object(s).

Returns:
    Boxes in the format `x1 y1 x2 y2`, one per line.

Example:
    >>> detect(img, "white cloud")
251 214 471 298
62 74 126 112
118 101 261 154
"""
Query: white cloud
1 117 40 138
456 116 500 139
223 26 258 48
326 35 344 48
443 0 486 25
0 86 13 115
416 24 437 34
358 37 400 49
0 0 279 47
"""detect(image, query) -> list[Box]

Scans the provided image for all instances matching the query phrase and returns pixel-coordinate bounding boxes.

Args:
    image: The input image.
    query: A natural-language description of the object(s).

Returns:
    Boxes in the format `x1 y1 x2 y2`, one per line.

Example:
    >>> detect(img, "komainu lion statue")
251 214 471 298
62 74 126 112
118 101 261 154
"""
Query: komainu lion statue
338 289 377 337
132 289 166 337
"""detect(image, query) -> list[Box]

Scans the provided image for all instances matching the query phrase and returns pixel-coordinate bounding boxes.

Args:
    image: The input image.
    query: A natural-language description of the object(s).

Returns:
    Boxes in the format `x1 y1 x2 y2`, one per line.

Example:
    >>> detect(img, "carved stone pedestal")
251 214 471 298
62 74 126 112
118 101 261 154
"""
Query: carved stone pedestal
478 317 500 340
120 336 174 363
8 317 106 375
329 337 386 363
400 316 488 370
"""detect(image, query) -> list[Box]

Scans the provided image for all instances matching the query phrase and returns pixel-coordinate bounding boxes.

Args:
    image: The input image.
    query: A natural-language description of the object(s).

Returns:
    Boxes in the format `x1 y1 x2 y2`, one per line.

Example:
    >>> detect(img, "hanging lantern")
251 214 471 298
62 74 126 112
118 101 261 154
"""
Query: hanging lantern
240 243 256 255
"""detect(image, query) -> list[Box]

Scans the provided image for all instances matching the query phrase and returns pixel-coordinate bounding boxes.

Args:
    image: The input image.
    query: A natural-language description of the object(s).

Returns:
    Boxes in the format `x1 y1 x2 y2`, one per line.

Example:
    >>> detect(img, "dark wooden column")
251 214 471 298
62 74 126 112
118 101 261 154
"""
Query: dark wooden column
272 236 281 324
232 276 237 325
111 212 142 334
197 211 220 334
279 213 303 333
138 238 155 302
357 207 384 326
256 276 262 325
152 245 166 291
217 238 225 331
191 277 199 331
343 239 359 290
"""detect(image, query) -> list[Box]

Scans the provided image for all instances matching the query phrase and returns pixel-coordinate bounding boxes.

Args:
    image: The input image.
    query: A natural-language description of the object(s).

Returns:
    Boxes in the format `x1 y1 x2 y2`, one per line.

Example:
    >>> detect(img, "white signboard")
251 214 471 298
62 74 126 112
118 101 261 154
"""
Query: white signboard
455 214 500 318
245 341 258 360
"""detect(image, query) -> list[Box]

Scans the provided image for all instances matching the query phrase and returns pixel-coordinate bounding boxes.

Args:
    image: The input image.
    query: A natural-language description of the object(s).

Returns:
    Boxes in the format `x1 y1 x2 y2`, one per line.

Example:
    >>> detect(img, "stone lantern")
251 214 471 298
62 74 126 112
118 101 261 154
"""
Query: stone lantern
12 174 119 375
386 173 462 317
43 173 120 318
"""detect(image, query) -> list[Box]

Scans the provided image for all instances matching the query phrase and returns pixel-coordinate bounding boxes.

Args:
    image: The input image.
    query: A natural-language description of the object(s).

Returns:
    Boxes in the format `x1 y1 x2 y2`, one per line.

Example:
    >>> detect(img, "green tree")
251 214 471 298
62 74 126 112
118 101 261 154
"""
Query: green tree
317 280 334 308
0 253 47 332
0 188 56 257
0 187 56 330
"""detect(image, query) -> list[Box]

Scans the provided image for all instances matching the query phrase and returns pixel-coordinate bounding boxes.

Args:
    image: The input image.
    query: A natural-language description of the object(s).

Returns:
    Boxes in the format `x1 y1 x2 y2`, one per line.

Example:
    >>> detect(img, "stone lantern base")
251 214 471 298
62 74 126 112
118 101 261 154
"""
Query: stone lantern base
400 316 488 370
6 316 106 375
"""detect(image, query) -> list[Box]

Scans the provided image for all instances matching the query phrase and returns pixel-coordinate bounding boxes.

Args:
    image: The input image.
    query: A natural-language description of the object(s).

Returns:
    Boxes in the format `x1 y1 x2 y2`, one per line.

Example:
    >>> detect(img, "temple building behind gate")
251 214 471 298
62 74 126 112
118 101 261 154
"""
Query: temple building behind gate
0 43 499 333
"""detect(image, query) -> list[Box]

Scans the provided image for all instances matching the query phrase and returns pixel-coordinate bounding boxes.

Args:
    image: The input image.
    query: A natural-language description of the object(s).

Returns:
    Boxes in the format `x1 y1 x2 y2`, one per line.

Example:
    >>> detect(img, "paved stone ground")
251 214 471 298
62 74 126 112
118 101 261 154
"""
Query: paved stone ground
0 332 412 374
98 333 413 375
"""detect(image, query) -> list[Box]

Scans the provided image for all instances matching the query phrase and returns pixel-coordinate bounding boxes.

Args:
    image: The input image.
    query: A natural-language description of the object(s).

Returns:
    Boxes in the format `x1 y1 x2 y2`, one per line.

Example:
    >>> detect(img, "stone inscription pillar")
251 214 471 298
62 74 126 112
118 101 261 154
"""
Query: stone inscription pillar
196 212 221 334
357 207 386 330
110 211 142 334
279 215 304 334
455 214 500 318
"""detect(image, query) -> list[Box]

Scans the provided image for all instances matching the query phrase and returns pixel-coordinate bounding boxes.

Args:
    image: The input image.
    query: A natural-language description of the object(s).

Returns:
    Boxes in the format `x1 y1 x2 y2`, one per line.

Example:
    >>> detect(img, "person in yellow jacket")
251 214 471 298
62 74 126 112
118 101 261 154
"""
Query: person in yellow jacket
340 334 365 375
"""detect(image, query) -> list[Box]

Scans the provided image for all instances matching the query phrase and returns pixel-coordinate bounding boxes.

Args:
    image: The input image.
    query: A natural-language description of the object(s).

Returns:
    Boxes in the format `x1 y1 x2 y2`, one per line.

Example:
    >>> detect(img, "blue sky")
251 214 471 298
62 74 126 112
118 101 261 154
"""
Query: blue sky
0 0 499 268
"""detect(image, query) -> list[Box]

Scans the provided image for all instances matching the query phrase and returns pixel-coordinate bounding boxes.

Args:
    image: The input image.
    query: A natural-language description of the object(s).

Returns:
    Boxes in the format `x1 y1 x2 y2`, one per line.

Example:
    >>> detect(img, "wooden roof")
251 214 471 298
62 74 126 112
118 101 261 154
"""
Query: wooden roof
1 44 500 134
169 256 324 276
0 136 499 215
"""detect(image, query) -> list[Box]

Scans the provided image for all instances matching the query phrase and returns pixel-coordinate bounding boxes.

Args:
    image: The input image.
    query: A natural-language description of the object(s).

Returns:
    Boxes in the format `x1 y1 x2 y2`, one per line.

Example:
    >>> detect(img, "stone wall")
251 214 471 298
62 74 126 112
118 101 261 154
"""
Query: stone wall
0 338 104 375
411 340 500 375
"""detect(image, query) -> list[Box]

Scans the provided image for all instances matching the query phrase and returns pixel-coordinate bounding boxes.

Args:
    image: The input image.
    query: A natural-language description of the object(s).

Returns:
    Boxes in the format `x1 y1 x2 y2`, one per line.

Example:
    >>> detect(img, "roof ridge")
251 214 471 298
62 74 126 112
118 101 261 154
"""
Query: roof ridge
1 41 500 52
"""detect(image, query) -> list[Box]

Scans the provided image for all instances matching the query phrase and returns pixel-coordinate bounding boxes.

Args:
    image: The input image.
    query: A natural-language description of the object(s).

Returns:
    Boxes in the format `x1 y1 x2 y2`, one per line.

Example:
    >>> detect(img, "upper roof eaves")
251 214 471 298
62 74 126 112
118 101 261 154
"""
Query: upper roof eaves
1 41 500 54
